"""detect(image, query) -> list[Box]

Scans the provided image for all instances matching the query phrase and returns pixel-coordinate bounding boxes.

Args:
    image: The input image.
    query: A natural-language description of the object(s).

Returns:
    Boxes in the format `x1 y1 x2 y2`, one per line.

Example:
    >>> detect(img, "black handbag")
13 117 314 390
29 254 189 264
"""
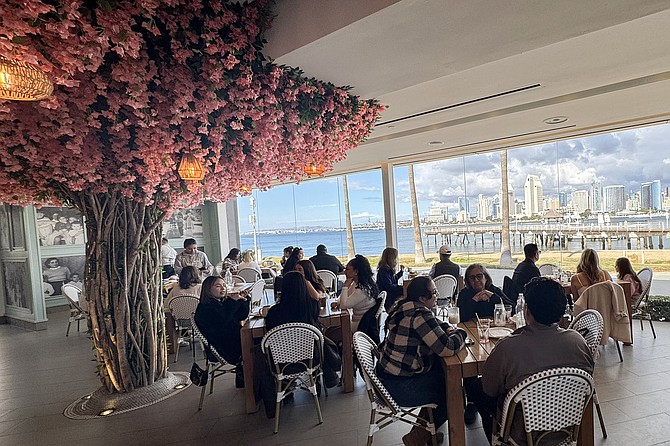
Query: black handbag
190 362 208 386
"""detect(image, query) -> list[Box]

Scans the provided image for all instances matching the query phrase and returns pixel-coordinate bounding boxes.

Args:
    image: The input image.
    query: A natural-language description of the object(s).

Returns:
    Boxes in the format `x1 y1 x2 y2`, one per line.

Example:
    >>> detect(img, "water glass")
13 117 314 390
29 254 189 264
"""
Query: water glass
493 304 506 326
504 305 512 321
477 319 491 344
447 307 460 325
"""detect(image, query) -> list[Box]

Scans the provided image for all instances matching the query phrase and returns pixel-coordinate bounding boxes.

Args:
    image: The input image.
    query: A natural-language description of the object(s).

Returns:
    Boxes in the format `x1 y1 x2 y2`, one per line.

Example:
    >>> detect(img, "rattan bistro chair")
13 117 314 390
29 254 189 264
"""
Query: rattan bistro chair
168 295 200 363
237 267 261 283
317 269 338 294
568 309 606 438
353 332 439 446
62 284 87 337
634 267 656 338
492 367 594 446
262 323 325 434
538 264 558 276
433 274 457 319
190 315 237 410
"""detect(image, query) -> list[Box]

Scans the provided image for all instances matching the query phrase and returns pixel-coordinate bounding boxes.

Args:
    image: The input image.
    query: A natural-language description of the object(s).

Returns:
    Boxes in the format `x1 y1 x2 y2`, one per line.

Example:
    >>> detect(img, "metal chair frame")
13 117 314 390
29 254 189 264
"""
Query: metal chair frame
62 284 87 337
168 295 200 363
633 267 656 338
492 367 595 446
353 331 438 446
190 314 237 410
568 309 607 438
261 322 326 434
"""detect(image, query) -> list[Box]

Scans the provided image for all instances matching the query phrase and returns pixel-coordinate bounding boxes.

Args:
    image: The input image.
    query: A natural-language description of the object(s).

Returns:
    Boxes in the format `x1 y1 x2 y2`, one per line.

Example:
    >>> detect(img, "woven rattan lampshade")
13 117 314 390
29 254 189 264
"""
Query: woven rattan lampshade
0 57 54 101
178 154 205 181
303 163 326 176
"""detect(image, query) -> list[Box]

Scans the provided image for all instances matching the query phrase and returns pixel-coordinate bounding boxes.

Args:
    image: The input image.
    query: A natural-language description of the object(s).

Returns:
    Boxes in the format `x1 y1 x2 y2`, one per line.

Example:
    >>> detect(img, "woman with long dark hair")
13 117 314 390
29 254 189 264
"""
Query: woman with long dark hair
266 271 319 330
194 276 250 366
165 265 202 307
615 257 642 305
339 255 379 332
376 247 404 311
281 246 304 275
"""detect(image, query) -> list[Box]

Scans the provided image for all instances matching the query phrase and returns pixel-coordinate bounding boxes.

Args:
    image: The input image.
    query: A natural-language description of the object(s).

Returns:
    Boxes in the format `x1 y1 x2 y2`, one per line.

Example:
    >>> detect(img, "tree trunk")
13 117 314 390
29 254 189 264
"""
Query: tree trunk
500 150 513 266
408 165 426 263
68 189 168 393
342 175 356 258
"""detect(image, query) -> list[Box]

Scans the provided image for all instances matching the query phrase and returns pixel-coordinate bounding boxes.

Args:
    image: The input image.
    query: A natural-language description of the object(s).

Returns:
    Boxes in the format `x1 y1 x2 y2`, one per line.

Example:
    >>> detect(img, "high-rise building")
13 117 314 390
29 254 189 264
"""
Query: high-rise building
572 190 588 212
590 180 603 212
425 205 448 224
603 185 625 213
626 190 640 212
458 196 470 215
640 182 652 210
558 192 568 207
651 179 661 210
477 194 492 221
523 175 543 217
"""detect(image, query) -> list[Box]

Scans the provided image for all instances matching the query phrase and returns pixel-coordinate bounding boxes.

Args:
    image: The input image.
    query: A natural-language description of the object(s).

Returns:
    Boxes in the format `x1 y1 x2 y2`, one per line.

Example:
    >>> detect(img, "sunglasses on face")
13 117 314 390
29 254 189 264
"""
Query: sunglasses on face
468 274 485 281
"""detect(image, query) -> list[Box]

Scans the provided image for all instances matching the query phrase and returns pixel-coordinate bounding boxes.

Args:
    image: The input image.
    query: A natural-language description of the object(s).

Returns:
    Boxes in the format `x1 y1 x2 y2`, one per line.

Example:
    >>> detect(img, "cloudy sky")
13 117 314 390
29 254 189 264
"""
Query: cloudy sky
238 123 670 232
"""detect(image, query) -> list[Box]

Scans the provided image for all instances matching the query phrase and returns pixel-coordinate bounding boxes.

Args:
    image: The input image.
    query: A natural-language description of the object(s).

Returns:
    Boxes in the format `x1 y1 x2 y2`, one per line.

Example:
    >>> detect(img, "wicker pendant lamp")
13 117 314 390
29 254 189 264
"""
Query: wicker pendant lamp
0 57 54 101
178 154 205 181
303 163 326 176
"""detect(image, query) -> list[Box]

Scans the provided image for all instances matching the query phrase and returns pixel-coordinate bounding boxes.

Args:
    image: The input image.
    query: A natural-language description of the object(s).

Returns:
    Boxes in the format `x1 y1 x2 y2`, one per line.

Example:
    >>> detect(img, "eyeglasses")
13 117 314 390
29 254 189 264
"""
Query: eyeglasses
430 289 439 297
468 274 485 281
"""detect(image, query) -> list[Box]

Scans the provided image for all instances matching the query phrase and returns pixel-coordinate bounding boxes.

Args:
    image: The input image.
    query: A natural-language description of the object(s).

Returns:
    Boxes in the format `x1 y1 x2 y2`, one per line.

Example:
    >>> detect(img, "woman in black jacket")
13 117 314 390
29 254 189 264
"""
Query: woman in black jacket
456 263 511 322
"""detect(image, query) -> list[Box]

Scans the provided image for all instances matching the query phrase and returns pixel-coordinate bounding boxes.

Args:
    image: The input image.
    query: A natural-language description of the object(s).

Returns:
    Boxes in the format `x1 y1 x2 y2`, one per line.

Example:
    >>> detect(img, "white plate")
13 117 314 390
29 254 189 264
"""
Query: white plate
489 327 513 338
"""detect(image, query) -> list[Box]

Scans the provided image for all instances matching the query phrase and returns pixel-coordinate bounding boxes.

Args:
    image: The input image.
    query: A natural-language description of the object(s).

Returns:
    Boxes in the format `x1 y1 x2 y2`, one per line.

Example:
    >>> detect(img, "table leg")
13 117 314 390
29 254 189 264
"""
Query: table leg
165 312 176 355
240 325 258 414
445 364 465 446
577 396 594 446
622 281 633 345
340 312 354 392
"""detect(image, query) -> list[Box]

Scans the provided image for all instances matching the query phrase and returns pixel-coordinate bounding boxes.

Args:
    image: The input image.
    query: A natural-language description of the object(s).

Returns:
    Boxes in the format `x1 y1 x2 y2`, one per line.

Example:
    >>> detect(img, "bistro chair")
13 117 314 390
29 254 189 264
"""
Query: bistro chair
237 267 261 283
492 367 594 446
568 309 606 438
62 284 88 337
249 279 266 308
190 315 237 410
317 269 338 294
261 322 325 434
353 331 438 446
634 267 656 338
433 274 457 318
538 264 557 276
168 295 200 363
231 274 246 284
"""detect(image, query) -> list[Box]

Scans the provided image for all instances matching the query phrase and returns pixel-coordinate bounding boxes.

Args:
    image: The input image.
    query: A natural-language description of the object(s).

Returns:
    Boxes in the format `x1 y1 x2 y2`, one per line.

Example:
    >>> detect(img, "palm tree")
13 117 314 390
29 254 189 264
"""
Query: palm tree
342 175 356 258
408 164 426 263
500 150 513 265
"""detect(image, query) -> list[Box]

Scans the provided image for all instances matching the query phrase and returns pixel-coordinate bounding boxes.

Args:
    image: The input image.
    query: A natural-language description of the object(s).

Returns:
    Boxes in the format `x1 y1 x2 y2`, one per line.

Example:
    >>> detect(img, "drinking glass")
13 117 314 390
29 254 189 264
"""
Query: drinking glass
504 305 512 321
447 307 460 325
493 304 506 326
477 319 491 344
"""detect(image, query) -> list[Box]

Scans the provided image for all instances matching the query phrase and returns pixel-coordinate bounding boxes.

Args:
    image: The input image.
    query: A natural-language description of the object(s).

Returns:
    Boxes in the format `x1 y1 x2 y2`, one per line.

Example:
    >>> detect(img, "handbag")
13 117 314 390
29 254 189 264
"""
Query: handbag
190 362 208 386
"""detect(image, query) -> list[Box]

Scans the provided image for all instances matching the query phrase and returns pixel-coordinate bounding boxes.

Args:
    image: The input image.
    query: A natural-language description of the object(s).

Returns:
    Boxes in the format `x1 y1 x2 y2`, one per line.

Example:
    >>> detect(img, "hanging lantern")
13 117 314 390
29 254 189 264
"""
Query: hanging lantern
178 154 205 181
0 57 54 101
303 163 326 176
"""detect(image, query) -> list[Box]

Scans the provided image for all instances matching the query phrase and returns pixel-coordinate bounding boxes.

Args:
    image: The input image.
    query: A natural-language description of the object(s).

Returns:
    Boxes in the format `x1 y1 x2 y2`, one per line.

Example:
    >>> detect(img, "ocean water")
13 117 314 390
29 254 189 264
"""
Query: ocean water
240 225 666 259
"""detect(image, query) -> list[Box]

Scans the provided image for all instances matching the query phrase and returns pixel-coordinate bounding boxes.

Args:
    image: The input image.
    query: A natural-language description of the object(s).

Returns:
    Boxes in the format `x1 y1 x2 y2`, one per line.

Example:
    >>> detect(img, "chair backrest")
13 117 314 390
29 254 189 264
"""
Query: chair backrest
168 295 200 320
231 274 246 284
261 322 324 376
316 270 337 293
250 279 266 307
62 284 86 313
190 314 229 364
502 276 521 309
433 274 457 305
636 267 653 307
499 367 594 442
375 291 387 322
237 267 261 283
538 264 557 276
353 331 400 414
568 309 604 357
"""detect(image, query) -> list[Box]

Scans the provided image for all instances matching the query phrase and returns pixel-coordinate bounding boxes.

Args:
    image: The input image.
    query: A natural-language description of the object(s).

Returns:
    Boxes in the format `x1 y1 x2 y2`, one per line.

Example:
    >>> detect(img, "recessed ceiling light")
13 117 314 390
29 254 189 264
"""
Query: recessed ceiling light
429 141 444 145
98 408 115 416
543 116 568 125
174 383 187 390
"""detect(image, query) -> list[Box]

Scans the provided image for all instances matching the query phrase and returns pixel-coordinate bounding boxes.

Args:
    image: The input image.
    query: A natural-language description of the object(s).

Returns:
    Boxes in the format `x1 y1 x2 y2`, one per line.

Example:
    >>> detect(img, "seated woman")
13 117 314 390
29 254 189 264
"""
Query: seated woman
279 245 293 268
281 246 304 276
570 248 610 299
376 247 405 311
615 257 643 306
165 266 202 308
339 255 379 333
457 263 509 322
265 272 340 388
222 248 241 274
296 259 327 317
238 249 262 276
377 276 468 446
194 276 250 380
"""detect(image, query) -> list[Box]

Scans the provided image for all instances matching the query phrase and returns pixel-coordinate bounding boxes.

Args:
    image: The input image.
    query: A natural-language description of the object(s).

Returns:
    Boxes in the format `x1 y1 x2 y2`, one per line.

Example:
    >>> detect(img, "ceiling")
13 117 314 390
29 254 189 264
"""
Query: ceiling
264 0 670 175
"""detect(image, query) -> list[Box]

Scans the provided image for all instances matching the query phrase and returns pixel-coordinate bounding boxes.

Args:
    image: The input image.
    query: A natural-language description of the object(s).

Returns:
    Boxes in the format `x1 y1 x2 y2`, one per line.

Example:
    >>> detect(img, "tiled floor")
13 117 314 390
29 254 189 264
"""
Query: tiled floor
1 309 669 446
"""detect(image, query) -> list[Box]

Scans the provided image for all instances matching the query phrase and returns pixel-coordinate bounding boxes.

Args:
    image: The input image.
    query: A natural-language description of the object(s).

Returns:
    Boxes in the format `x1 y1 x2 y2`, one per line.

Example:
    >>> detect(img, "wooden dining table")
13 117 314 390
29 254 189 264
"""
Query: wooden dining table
239 301 354 414
443 320 594 446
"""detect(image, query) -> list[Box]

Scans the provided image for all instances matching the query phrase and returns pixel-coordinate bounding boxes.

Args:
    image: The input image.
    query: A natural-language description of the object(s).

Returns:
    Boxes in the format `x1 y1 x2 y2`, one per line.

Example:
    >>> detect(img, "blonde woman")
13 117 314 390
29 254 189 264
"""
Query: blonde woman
570 248 610 298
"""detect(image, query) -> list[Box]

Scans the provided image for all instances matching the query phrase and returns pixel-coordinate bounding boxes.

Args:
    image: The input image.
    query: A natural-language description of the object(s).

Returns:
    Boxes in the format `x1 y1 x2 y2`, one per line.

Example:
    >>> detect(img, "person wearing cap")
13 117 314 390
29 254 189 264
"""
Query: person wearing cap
429 245 461 281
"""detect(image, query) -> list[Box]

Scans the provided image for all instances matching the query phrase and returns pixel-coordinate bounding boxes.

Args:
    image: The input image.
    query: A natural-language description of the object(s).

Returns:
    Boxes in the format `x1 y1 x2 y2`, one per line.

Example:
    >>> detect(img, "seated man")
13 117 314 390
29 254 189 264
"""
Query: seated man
429 244 461 281
309 244 345 294
511 243 541 291
465 277 594 444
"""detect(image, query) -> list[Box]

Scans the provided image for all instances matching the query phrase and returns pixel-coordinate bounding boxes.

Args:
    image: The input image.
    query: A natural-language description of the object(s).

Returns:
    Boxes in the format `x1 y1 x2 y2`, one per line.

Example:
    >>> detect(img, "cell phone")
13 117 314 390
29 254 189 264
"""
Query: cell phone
465 337 475 346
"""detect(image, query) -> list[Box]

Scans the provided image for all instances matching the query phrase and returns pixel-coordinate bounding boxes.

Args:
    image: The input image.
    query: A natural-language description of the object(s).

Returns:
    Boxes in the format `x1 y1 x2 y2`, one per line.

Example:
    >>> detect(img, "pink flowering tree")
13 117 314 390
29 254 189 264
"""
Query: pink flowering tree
0 0 382 393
